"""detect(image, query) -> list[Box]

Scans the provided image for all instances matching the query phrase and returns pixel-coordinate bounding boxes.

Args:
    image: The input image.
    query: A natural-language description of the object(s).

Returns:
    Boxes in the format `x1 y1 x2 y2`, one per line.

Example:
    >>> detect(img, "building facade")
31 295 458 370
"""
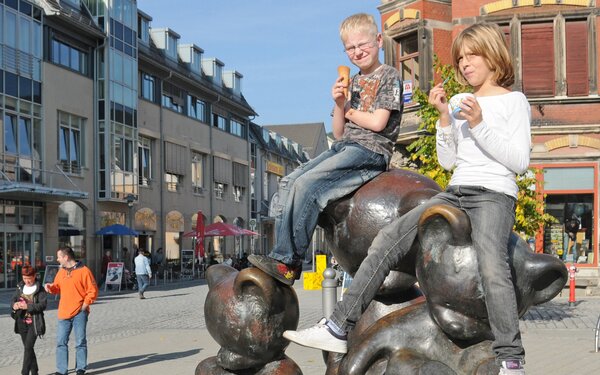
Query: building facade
378 0 600 282
0 0 296 288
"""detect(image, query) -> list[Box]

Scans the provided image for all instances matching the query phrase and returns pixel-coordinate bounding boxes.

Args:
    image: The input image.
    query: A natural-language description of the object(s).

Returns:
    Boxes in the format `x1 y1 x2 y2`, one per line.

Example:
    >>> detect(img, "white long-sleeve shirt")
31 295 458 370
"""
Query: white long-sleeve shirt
436 91 531 198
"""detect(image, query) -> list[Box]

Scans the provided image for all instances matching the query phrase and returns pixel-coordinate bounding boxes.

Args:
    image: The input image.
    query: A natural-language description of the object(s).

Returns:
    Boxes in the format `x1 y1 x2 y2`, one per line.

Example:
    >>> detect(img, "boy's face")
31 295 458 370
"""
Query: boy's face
343 31 382 74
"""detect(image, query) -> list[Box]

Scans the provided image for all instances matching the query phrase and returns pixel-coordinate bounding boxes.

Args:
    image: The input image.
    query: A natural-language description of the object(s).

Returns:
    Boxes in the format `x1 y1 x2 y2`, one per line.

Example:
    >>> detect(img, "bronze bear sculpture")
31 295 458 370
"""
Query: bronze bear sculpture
199 169 567 375
196 265 303 375
318 169 568 375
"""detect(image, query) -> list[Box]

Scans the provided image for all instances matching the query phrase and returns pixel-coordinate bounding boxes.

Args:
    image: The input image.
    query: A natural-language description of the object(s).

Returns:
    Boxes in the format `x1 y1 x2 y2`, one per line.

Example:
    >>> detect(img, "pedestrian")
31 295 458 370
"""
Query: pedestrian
11 265 47 375
284 22 531 375
44 247 98 375
249 12 403 284
152 247 165 276
134 248 152 299
99 250 112 288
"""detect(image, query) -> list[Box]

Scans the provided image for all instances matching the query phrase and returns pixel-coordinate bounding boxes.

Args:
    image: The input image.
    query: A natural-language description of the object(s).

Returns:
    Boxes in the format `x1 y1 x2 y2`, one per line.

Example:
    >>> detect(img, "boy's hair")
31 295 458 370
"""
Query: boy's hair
21 265 36 277
339 13 379 41
451 22 514 88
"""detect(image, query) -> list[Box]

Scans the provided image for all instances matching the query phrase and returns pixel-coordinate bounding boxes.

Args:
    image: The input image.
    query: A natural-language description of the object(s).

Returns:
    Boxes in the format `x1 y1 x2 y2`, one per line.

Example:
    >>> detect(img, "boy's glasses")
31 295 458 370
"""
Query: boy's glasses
344 40 377 55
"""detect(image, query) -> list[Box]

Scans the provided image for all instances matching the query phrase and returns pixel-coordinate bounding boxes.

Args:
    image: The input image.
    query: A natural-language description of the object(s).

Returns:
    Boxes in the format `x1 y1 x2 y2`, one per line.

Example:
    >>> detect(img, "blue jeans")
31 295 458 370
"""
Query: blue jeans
137 274 150 293
270 141 387 264
56 310 88 374
329 185 524 363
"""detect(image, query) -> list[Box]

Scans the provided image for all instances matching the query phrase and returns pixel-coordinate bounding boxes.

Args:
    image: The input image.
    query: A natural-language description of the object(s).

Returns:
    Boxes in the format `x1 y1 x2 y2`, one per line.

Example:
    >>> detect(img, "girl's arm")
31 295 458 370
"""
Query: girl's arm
469 95 531 174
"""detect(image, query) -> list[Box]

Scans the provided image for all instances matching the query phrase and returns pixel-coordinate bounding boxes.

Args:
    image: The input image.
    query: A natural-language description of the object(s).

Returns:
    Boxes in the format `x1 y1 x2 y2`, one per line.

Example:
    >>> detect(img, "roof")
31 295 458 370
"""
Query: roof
264 123 328 159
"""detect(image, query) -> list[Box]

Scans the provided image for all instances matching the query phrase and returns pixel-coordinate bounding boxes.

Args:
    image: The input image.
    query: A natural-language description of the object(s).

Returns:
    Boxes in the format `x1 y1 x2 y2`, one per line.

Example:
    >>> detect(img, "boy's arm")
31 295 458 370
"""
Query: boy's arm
344 108 391 133
82 268 99 309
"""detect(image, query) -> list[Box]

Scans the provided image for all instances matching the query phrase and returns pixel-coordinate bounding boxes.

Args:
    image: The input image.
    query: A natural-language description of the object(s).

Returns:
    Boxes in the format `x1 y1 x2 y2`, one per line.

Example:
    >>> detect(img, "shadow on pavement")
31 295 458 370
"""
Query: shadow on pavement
86 348 201 374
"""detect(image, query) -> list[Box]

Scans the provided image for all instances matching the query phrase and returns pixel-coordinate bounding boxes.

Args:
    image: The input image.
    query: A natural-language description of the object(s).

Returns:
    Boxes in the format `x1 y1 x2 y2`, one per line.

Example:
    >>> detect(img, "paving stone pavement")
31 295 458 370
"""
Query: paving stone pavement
0 278 598 374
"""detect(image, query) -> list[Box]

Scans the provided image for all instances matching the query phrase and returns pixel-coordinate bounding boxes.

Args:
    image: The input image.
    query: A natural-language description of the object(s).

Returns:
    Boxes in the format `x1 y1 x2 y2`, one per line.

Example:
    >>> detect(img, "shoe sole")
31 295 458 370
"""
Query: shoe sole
283 331 347 354
248 256 295 286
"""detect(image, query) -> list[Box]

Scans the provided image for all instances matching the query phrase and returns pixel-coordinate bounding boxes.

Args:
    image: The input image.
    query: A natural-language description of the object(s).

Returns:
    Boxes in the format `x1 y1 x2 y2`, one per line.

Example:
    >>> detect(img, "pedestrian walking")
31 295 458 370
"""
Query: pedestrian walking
44 247 98 375
134 248 152 299
11 265 47 375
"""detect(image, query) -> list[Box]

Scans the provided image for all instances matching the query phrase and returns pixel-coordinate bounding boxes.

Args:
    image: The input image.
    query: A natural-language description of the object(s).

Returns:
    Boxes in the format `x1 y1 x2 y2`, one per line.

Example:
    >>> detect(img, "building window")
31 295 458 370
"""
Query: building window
58 111 84 174
113 136 134 172
230 119 244 137
191 152 205 193
187 95 207 122
214 182 226 200
162 82 184 113
262 171 268 201
3 112 42 183
395 33 419 95
233 186 243 202
213 114 227 131
110 17 137 58
565 20 589 97
138 136 152 186
140 73 156 102
51 38 88 75
165 172 181 192
137 14 150 44
521 22 554 97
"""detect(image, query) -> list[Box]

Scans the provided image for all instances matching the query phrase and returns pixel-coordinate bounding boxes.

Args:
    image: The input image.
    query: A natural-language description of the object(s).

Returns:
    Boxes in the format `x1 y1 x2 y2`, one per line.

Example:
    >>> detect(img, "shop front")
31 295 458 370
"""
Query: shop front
535 163 598 271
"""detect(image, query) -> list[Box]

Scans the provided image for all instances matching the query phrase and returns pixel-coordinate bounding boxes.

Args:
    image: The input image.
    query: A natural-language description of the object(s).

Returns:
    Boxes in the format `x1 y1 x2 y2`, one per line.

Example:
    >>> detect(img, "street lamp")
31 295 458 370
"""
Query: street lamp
126 194 136 257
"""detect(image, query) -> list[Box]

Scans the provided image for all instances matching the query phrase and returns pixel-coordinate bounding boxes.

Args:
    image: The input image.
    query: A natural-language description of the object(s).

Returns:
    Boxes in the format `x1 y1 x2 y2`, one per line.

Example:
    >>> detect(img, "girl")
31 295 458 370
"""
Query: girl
284 22 530 375
11 265 47 375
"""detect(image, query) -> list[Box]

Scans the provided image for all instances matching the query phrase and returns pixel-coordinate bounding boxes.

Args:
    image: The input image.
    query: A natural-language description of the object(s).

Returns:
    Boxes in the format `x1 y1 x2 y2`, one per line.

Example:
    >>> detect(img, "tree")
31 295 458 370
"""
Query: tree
405 57 555 237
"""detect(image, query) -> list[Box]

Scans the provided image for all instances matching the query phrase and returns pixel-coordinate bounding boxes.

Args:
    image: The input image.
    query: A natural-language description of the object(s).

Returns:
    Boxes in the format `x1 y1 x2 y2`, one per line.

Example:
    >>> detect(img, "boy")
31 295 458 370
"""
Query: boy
249 13 403 285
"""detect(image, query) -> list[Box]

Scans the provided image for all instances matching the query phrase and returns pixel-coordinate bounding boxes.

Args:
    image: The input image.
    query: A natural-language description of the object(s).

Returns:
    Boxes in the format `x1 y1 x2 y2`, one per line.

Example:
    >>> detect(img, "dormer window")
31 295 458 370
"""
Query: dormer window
137 10 152 45
223 70 243 96
149 28 180 61
202 58 224 87
178 44 203 75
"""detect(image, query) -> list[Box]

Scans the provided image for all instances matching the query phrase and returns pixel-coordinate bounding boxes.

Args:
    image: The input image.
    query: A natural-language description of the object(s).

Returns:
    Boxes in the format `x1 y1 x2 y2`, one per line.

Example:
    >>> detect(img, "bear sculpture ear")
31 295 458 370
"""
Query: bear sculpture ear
418 204 472 249
206 264 237 289
233 267 276 306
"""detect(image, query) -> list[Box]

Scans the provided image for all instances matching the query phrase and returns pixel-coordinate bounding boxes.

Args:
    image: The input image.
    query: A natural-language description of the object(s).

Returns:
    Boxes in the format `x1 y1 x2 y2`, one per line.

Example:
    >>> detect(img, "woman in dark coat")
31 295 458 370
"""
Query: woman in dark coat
11 265 47 375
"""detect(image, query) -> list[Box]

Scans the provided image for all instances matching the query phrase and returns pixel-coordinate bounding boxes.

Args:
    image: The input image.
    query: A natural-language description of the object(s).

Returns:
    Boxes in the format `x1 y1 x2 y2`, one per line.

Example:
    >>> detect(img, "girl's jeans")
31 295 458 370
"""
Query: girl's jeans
329 185 525 364
269 141 387 264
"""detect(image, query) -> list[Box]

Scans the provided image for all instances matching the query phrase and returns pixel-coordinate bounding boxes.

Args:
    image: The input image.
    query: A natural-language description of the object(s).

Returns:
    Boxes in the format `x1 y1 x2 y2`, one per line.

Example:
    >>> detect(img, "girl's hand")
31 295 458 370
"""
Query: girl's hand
332 76 347 107
458 96 483 128
428 83 449 115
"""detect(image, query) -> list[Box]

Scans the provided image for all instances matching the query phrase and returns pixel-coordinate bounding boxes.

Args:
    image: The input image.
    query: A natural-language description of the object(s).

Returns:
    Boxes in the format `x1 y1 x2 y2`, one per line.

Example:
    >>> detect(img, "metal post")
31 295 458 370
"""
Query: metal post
322 268 338 319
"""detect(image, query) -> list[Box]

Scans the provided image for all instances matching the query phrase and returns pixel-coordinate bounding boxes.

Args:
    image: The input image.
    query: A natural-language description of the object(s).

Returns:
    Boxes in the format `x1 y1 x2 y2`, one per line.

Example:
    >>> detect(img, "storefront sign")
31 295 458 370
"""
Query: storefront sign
266 161 285 176
105 262 125 290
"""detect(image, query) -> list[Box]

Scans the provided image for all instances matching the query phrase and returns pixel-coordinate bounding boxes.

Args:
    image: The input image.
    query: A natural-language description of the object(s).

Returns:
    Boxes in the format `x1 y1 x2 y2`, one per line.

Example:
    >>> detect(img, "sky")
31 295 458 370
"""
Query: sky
136 0 384 132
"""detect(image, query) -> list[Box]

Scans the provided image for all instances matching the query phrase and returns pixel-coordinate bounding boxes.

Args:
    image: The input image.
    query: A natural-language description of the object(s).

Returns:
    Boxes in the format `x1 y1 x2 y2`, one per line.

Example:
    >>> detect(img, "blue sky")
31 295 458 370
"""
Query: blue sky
137 0 383 132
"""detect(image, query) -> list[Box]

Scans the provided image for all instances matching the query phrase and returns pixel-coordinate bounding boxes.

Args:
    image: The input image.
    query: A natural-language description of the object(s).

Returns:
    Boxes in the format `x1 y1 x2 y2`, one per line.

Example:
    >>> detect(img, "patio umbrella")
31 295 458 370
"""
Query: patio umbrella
96 224 138 236
183 222 258 237
195 211 205 258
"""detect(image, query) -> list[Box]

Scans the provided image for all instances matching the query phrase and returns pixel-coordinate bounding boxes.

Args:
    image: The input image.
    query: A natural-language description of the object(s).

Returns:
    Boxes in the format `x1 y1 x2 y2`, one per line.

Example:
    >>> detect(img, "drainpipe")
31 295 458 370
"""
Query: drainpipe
159 70 172 253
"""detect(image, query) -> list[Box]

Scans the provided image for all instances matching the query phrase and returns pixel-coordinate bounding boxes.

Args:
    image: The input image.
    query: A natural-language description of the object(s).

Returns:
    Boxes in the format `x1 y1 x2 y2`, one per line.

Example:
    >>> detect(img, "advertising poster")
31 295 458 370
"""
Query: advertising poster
105 262 124 291
43 265 61 285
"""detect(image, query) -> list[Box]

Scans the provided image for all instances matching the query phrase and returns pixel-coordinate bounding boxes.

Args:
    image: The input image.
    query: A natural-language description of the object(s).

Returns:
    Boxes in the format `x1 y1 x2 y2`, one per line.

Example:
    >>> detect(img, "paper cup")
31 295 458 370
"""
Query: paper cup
449 93 475 120
337 65 351 98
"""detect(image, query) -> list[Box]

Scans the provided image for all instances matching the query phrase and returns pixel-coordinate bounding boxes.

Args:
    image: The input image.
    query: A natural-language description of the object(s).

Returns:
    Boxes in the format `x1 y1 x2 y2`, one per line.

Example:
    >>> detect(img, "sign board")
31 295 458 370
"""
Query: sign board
181 249 195 279
105 262 124 291
403 80 413 103
43 265 61 285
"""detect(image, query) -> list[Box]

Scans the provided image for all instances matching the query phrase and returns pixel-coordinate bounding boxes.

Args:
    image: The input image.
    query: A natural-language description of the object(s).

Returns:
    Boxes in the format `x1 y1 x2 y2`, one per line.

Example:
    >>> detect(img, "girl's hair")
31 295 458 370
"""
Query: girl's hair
339 13 378 41
451 22 514 88
21 265 37 277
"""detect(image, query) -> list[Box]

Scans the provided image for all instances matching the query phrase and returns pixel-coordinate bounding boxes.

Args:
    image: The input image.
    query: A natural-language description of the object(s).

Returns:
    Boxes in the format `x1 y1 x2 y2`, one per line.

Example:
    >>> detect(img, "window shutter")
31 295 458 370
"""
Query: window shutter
566 21 588 97
521 23 554 97
213 157 232 184
164 142 186 175
233 162 247 188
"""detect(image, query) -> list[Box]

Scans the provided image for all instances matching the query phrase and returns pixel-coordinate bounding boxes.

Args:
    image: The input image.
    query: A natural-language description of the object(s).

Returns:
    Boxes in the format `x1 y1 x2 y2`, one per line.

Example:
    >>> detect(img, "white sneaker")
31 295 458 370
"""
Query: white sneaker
283 318 348 353
498 360 525 375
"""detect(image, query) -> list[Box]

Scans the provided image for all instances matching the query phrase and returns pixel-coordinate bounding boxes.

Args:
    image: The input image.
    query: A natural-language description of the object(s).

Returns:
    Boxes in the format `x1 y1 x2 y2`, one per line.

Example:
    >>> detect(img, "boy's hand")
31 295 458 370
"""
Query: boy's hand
332 76 348 107
44 283 52 293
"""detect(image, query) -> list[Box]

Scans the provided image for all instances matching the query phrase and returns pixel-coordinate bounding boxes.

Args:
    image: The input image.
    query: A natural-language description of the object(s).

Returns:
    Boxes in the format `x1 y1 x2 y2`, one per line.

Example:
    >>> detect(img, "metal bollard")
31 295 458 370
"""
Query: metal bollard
322 268 338 318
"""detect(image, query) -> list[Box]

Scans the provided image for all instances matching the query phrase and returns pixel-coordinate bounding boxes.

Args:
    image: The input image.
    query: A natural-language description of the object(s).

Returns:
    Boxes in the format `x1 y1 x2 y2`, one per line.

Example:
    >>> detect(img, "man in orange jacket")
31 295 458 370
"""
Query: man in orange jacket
45 247 98 375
